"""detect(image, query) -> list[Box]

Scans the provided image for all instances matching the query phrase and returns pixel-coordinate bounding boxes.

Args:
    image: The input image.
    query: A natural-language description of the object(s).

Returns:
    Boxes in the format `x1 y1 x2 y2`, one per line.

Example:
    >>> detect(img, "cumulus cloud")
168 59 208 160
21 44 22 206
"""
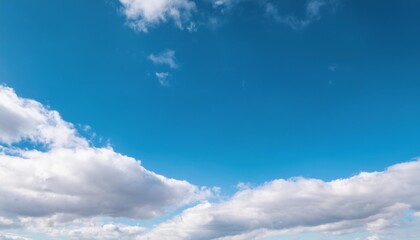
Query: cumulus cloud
0 147 209 219
0 85 211 222
148 49 178 69
140 160 420 239
2 85 420 240
119 0 196 32
0 88 87 148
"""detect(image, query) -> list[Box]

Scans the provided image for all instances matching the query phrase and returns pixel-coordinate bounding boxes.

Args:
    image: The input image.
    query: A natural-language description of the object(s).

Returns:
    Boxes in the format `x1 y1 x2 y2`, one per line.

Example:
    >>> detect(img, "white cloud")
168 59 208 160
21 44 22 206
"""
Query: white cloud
212 0 240 7
140 160 420 239
0 147 209 219
119 0 196 32
30 217 145 240
155 72 171 86
0 234 32 240
186 21 198 32
306 0 327 18
148 49 178 69
366 235 380 240
0 85 211 223
118 0 337 32
0 86 87 148
2 86 420 240
58 223 144 240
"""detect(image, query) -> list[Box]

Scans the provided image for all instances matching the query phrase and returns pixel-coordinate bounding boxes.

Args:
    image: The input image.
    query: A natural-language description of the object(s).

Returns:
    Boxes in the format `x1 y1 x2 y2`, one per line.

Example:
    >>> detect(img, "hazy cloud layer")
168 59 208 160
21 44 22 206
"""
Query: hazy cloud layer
0 234 32 240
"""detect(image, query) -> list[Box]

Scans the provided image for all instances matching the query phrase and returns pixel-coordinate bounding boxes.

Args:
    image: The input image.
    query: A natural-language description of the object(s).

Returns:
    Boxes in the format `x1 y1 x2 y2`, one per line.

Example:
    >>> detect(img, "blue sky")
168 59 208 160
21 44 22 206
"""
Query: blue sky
1 0 420 239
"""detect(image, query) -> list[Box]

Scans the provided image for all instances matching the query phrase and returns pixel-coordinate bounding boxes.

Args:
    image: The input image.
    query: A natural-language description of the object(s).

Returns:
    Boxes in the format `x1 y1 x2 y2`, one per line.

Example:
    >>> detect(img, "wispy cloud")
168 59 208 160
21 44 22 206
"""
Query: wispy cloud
118 0 338 32
148 49 178 69
265 0 333 30
329 63 338 72
155 72 171 86
212 0 241 8
149 50 177 86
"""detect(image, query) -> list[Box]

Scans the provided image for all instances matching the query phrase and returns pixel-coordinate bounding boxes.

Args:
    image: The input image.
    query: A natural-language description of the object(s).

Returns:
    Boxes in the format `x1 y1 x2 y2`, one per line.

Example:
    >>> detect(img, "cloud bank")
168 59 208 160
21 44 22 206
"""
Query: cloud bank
0 85 211 221
1 85 420 239
141 160 420 239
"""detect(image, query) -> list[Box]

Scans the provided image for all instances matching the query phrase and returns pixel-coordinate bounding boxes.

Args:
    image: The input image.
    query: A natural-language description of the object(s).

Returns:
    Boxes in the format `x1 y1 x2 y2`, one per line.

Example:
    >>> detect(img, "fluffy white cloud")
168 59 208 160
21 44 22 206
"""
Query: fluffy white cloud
0 87 87 148
0 86 211 221
148 49 178 69
119 0 196 32
2 85 420 240
140 160 420 239
0 147 209 219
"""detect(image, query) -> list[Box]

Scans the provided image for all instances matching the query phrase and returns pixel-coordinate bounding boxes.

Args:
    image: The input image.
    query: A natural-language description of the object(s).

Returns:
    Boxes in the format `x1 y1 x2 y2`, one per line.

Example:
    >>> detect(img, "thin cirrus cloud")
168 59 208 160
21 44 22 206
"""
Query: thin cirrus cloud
118 0 337 32
265 0 334 30
0 85 212 226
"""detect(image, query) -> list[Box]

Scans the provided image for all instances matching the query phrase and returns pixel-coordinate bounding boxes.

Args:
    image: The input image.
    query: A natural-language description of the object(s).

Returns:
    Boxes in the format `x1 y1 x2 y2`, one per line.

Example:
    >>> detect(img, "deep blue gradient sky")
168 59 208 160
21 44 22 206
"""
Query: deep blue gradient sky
1 0 420 191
